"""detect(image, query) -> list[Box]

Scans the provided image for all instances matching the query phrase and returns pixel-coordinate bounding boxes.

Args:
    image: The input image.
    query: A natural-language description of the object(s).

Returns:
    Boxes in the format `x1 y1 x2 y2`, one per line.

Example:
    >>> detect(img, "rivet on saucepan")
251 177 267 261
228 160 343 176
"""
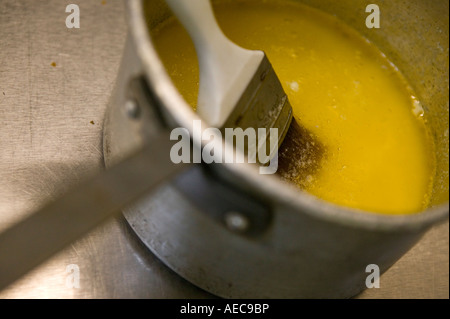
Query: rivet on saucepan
224 211 250 233
125 99 140 119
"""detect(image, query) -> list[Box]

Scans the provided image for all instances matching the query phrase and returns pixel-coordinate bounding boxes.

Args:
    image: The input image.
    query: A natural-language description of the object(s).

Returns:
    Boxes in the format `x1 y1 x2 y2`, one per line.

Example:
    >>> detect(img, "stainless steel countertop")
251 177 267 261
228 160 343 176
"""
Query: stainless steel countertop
0 0 448 299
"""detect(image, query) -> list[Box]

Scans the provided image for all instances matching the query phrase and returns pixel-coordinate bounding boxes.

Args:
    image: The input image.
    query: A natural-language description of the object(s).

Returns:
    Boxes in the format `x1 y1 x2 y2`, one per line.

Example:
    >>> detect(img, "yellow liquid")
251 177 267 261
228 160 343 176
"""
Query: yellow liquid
151 0 435 215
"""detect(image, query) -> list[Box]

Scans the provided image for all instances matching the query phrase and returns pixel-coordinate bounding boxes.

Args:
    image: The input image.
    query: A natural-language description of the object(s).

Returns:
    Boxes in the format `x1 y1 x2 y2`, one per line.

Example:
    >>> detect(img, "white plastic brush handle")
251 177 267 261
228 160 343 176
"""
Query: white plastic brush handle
165 0 264 127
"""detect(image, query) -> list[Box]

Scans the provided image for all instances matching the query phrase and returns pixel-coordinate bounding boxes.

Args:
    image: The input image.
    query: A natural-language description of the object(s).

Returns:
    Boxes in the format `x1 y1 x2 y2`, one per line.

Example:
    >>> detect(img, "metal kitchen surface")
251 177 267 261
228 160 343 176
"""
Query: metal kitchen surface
0 0 448 298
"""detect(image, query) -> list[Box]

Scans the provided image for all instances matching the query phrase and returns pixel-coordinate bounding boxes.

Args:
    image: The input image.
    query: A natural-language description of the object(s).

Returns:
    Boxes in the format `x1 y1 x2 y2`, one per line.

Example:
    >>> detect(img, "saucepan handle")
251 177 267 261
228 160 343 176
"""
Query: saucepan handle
0 77 272 291
0 78 186 290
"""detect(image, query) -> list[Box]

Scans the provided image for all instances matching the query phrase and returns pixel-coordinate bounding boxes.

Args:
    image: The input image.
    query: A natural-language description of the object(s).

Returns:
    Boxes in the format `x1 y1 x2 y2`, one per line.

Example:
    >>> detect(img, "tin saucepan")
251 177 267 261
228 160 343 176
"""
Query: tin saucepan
103 0 449 298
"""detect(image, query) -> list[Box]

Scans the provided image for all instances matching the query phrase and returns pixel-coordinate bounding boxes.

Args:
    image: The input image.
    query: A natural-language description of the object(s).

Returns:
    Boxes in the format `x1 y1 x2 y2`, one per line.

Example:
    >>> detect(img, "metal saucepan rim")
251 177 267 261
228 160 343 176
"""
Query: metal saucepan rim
127 0 449 232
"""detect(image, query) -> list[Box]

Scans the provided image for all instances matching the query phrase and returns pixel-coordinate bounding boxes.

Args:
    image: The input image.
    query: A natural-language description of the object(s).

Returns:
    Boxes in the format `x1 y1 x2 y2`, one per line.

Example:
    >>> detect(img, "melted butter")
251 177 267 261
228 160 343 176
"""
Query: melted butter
151 0 435 215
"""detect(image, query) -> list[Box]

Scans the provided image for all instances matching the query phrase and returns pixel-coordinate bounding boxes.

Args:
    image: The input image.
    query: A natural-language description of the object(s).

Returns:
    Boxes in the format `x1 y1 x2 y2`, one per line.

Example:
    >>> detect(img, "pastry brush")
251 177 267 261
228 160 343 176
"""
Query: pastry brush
165 0 294 163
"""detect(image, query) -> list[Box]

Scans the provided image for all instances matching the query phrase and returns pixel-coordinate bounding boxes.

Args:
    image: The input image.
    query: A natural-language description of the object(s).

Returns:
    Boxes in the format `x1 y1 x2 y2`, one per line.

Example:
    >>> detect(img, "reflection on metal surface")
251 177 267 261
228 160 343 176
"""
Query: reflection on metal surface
0 130 187 290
